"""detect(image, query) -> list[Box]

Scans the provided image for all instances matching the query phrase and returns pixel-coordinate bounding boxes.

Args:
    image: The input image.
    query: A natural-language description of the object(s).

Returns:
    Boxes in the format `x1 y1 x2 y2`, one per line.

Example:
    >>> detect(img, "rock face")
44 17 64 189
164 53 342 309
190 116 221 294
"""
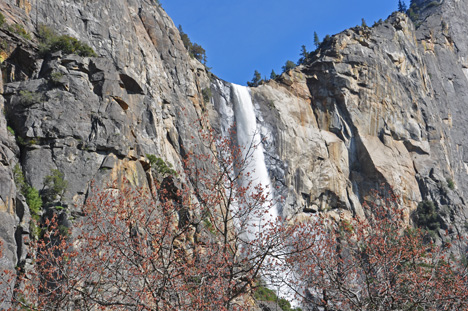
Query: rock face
209 1 468 236
1 0 468 304
249 14 429 220
0 0 212 299
243 3 468 236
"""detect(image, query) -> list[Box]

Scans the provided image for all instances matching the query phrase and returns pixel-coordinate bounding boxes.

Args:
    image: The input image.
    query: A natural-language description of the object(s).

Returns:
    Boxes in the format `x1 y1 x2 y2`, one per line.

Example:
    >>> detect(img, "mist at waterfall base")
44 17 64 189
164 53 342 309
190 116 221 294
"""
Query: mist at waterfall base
217 83 302 306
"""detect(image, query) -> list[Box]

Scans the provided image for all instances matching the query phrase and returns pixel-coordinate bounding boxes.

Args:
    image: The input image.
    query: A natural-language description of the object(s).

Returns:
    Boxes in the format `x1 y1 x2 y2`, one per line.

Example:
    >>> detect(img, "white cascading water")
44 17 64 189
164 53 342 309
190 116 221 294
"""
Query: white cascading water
231 84 278 234
227 84 300 307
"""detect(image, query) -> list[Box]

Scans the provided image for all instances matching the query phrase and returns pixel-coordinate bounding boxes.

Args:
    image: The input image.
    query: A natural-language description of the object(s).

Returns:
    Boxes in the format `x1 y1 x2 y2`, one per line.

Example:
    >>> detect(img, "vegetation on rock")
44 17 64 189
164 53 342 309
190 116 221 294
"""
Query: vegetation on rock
447 178 455 190
7 23 31 40
13 164 42 221
297 45 309 65
0 12 5 27
38 25 97 57
398 0 408 12
270 69 278 80
50 71 64 84
254 285 302 311
19 90 43 105
178 24 207 64
247 69 263 87
406 0 436 24
289 191 468 310
42 169 68 203
7 126 14 136
414 200 441 238
202 87 212 104
25 187 43 220
314 31 321 48
0 40 7 53
146 154 177 177
14 165 68 220
361 18 368 28
282 60 296 73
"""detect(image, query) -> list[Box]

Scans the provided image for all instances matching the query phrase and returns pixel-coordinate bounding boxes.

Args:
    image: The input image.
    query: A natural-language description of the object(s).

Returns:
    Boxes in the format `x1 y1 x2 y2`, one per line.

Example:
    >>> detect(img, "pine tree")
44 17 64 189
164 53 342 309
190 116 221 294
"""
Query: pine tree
313 32 321 49
270 70 278 80
178 25 207 64
178 25 192 51
282 60 296 73
361 18 368 28
298 45 309 65
398 0 408 12
191 43 206 64
247 70 262 87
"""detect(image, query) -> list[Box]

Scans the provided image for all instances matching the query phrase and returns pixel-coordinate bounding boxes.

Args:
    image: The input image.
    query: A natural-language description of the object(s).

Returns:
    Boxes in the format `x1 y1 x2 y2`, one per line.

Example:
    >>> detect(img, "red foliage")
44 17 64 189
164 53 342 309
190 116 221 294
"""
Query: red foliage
289 191 468 310
8 128 316 310
5 127 468 310
0 240 17 309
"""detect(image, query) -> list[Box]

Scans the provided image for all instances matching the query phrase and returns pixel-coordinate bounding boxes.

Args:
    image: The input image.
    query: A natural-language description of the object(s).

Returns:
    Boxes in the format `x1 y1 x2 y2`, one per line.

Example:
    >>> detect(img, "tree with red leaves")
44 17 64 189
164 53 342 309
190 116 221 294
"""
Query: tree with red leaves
7 128 316 310
288 190 468 310
4 126 468 310
0 240 16 310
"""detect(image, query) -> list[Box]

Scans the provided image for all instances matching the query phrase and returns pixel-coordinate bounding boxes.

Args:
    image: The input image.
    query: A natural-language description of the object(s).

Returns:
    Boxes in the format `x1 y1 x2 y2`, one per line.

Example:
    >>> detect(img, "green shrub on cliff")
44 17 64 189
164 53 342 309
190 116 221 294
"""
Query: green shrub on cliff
426 1 441 9
408 1 421 23
8 23 31 40
26 187 42 220
414 200 441 238
19 90 43 105
361 18 368 28
202 87 212 103
0 12 5 27
254 285 277 302
0 40 7 52
191 43 206 64
51 35 96 57
297 45 309 65
146 154 177 177
42 169 68 202
50 71 64 84
38 25 97 57
13 164 27 192
13 164 42 220
254 285 302 311
7 126 15 136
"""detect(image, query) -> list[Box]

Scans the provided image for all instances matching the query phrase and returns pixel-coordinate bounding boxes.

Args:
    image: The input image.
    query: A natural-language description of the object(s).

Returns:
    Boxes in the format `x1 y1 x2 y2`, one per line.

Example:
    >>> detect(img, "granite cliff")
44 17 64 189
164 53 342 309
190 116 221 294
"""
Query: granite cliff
0 0 468 307
211 0 468 234
0 0 213 299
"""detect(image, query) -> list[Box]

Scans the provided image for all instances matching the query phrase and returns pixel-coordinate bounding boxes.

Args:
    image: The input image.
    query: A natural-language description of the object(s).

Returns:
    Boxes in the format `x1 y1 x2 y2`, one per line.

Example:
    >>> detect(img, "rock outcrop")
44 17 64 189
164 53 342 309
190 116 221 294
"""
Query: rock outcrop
221 3 468 237
0 0 213 298
1 0 468 305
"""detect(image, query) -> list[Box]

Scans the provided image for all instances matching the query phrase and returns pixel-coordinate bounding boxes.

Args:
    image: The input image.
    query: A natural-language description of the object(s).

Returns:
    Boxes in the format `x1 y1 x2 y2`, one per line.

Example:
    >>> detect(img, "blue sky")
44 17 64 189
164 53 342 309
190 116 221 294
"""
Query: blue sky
160 0 400 85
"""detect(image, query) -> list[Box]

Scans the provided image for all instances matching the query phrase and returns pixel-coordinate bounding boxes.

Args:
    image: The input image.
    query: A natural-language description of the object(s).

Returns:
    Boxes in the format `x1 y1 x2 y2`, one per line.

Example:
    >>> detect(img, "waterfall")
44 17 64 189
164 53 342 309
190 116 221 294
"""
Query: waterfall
232 84 298 304
231 84 278 229
215 81 299 307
